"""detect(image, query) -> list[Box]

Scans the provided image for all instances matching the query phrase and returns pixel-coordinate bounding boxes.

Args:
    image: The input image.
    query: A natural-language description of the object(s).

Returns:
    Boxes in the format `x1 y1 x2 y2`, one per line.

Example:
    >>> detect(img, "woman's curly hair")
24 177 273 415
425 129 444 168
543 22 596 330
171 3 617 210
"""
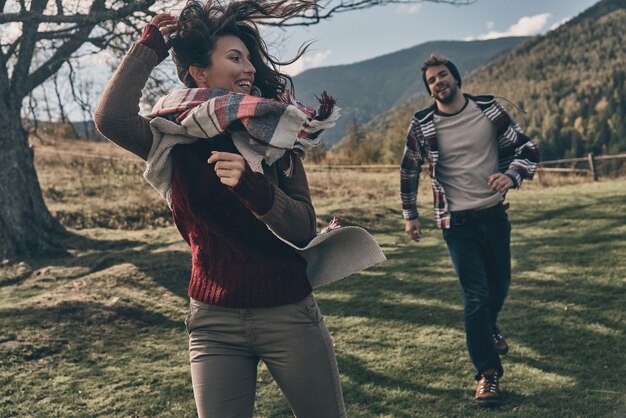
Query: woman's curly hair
170 0 315 99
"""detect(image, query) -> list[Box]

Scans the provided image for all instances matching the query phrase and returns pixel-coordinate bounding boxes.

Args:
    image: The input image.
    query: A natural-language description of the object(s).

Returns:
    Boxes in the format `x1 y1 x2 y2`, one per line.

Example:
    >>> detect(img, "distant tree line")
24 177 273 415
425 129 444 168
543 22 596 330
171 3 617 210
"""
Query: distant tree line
328 8 626 166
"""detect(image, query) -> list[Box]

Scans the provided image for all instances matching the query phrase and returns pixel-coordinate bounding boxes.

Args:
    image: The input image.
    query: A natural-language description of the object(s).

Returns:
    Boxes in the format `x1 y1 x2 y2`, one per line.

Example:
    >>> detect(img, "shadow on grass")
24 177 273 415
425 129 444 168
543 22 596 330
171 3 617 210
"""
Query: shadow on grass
9 230 192 300
317 197 626 416
0 300 181 361
0 269 35 288
0 298 193 417
337 352 467 417
514 193 626 226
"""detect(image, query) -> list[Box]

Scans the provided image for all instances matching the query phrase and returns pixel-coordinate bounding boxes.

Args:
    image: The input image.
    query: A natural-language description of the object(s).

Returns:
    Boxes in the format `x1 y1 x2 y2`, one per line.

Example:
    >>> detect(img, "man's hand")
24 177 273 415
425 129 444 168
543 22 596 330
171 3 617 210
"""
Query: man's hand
405 219 422 242
487 173 514 194
208 152 246 187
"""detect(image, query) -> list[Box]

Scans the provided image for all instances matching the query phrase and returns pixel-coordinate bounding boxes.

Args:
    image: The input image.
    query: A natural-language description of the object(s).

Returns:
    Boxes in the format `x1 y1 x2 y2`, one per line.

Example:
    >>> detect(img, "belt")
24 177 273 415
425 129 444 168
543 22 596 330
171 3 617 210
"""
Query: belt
450 201 509 219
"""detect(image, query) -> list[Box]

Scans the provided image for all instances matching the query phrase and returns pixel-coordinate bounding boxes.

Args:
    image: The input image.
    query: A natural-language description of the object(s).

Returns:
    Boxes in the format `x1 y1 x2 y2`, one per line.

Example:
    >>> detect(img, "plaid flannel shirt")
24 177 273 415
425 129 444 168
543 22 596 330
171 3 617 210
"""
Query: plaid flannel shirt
400 94 540 229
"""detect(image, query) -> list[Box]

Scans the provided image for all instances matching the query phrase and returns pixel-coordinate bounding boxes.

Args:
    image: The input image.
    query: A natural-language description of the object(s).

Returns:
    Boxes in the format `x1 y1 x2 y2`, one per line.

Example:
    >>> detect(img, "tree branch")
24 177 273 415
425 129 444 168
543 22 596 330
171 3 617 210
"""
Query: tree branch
35 25 83 40
55 0 64 16
27 92 40 136
11 0 48 96
14 0 106 97
0 46 9 99
13 0 155 97
0 0 156 24
0 39 19 69
263 0 477 27
21 19 102 96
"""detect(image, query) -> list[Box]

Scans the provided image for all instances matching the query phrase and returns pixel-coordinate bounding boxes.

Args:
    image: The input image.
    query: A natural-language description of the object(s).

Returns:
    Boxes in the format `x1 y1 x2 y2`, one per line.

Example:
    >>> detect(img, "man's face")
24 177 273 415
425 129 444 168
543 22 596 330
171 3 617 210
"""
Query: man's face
425 64 459 104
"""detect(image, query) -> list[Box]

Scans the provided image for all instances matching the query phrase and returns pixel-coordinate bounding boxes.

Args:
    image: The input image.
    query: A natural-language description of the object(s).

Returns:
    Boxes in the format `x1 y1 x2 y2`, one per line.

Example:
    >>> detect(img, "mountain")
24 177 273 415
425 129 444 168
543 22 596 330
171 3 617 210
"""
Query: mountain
338 0 626 164
292 37 529 147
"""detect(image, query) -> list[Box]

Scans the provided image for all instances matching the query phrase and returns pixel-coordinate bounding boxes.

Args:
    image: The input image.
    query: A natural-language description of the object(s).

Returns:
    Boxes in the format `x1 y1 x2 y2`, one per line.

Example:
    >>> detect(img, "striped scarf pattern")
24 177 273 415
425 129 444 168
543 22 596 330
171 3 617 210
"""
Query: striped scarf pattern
149 87 339 175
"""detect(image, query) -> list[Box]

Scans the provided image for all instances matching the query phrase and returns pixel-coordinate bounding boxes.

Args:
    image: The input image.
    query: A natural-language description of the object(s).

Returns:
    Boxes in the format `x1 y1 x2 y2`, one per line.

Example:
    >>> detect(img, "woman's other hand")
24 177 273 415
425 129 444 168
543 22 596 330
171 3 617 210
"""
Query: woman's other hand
137 13 176 63
208 152 246 187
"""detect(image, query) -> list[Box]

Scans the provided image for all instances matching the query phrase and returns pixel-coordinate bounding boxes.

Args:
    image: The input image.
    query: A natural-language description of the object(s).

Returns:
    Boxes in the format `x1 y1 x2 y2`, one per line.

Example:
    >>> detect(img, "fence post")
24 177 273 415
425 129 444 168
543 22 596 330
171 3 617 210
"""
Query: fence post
326 162 332 188
537 166 544 185
587 153 597 181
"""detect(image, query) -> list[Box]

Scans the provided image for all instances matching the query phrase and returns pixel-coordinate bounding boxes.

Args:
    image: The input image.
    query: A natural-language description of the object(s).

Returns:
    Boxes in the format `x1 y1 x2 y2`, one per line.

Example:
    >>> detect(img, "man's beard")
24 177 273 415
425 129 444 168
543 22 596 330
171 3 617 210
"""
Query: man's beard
435 83 458 105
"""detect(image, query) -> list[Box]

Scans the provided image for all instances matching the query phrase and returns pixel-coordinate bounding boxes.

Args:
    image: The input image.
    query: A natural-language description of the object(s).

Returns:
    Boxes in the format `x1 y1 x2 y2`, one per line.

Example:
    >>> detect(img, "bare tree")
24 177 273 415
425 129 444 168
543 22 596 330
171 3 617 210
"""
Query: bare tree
0 0 474 260
266 0 476 26
0 0 160 259
67 60 98 139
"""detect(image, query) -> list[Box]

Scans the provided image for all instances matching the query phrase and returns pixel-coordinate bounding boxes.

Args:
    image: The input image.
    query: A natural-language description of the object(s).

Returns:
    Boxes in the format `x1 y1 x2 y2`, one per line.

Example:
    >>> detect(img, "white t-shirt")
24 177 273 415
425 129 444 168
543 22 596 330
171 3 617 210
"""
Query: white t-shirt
433 99 503 212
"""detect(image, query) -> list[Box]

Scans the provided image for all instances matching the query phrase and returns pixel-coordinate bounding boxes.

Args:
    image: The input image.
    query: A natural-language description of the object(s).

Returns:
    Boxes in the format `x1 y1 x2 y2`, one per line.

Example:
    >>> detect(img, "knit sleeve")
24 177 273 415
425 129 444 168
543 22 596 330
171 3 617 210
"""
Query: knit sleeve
256 157 316 247
94 43 159 161
231 165 274 215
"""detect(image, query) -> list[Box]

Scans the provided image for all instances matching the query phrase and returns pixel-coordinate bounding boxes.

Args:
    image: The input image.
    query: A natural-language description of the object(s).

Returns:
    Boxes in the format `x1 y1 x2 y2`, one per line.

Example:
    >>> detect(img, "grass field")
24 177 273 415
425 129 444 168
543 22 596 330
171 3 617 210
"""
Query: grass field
1 138 625 417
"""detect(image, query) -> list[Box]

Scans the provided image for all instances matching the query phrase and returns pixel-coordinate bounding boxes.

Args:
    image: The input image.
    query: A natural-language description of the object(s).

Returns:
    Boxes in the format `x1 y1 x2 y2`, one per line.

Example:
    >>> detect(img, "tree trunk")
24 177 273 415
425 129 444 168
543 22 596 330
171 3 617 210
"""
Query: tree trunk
0 108 67 261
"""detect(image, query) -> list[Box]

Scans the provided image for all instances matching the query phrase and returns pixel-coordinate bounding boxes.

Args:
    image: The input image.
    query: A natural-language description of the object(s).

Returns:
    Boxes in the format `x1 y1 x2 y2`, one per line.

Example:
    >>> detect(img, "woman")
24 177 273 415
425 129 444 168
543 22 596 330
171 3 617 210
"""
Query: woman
94 1 347 417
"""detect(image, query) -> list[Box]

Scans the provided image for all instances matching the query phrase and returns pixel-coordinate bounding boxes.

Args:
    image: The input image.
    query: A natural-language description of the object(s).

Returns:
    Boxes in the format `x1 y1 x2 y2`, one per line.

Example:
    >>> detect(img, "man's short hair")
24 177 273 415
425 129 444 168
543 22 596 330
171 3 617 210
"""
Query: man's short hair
421 54 462 94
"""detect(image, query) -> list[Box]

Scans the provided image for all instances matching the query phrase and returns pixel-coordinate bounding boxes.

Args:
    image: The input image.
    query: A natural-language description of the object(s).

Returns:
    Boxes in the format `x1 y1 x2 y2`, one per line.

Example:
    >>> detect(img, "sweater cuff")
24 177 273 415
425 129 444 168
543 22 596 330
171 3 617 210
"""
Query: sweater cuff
403 208 419 221
504 169 522 188
126 42 161 69
231 165 274 215
137 24 169 63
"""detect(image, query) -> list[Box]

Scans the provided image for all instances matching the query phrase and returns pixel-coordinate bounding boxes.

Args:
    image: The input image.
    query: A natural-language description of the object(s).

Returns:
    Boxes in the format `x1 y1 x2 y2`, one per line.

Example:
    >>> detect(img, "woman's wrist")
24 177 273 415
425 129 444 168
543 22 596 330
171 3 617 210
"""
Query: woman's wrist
231 166 274 216
137 24 169 63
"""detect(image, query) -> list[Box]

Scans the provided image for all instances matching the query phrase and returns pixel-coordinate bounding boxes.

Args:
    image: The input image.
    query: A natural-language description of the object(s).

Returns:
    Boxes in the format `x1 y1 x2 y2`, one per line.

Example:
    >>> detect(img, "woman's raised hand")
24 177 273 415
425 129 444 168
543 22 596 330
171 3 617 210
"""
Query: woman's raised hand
138 13 176 62
208 152 247 187
151 13 177 38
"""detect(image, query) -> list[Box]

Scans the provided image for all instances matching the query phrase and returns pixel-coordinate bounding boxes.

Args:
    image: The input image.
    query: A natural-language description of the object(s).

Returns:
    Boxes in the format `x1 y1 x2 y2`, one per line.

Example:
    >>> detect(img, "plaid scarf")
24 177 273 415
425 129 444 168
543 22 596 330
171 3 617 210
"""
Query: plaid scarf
149 87 339 176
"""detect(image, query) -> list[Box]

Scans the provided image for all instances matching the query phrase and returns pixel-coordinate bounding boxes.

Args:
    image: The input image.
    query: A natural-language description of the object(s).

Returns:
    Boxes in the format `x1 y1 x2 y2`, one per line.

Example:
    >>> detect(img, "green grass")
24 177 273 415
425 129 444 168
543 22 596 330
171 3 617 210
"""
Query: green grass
1 144 625 417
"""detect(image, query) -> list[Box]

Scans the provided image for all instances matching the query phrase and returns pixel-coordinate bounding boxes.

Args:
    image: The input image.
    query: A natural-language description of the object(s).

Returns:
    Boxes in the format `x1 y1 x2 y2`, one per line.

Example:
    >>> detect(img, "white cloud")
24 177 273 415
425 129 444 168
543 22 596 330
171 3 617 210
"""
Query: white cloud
486 21 495 30
396 4 422 14
280 49 332 76
466 13 552 41
550 16 571 31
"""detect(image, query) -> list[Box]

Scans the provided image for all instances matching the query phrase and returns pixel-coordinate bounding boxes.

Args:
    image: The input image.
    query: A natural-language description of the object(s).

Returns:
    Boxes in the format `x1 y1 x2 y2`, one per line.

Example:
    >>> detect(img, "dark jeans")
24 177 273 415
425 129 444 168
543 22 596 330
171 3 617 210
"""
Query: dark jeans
442 203 511 380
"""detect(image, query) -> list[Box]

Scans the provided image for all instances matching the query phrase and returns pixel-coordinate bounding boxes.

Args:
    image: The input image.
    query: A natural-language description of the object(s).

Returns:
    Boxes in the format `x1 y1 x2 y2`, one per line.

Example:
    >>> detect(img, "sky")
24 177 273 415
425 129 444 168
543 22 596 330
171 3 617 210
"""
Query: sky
265 0 600 76
2 0 602 121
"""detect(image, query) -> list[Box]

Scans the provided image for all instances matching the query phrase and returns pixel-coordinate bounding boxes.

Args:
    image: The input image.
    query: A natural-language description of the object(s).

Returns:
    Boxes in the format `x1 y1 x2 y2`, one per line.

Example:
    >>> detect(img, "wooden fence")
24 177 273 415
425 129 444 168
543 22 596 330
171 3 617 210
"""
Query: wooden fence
34 145 626 181
305 153 626 181
536 153 626 181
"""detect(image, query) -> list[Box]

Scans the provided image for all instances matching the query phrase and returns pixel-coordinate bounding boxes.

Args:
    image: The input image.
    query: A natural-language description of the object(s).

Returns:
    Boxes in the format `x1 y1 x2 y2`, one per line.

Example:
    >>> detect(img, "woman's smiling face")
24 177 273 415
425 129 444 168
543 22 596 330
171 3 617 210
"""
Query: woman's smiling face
194 35 256 94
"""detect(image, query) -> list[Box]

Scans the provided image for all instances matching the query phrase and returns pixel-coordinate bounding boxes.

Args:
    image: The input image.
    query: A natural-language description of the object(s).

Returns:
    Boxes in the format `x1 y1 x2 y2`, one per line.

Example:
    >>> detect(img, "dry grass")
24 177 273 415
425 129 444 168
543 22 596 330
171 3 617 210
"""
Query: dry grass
32 136 598 230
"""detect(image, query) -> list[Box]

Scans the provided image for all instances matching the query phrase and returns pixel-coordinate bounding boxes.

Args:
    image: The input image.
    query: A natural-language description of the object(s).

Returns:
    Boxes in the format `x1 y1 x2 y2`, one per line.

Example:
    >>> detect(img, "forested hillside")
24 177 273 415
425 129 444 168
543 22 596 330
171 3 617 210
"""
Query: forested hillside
334 0 626 164
292 37 528 146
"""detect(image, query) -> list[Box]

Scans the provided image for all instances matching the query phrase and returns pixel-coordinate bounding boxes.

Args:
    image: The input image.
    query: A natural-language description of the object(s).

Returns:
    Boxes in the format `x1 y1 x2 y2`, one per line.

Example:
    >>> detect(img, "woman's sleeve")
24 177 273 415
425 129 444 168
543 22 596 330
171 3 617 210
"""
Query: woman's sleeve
94 43 159 161
232 156 317 247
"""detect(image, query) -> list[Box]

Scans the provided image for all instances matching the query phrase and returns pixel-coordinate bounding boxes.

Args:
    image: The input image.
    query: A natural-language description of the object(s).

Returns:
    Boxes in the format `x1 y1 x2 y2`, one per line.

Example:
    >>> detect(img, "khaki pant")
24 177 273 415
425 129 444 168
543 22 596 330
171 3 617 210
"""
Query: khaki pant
185 294 347 418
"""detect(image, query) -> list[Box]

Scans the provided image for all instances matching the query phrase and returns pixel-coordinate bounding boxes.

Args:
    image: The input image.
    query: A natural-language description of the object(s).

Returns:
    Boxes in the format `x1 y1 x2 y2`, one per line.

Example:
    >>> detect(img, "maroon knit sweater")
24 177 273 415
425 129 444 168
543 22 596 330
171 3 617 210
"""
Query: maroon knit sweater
93 39 315 308
170 136 312 308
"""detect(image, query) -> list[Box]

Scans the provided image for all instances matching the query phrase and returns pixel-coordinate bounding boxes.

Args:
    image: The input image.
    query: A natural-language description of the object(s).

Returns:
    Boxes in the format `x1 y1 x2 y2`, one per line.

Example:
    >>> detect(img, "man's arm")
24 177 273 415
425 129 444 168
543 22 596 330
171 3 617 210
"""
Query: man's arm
495 102 541 188
400 118 425 241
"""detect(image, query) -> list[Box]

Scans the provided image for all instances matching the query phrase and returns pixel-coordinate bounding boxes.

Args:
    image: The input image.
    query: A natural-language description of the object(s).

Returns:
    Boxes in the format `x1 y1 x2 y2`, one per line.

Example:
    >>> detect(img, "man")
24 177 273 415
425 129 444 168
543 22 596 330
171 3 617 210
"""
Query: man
400 55 539 406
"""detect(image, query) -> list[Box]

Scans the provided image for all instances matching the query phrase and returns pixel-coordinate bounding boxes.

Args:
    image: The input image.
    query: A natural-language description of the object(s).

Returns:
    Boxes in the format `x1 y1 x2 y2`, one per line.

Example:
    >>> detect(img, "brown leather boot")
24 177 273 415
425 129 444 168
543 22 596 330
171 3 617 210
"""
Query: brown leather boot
493 327 509 355
475 369 501 407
